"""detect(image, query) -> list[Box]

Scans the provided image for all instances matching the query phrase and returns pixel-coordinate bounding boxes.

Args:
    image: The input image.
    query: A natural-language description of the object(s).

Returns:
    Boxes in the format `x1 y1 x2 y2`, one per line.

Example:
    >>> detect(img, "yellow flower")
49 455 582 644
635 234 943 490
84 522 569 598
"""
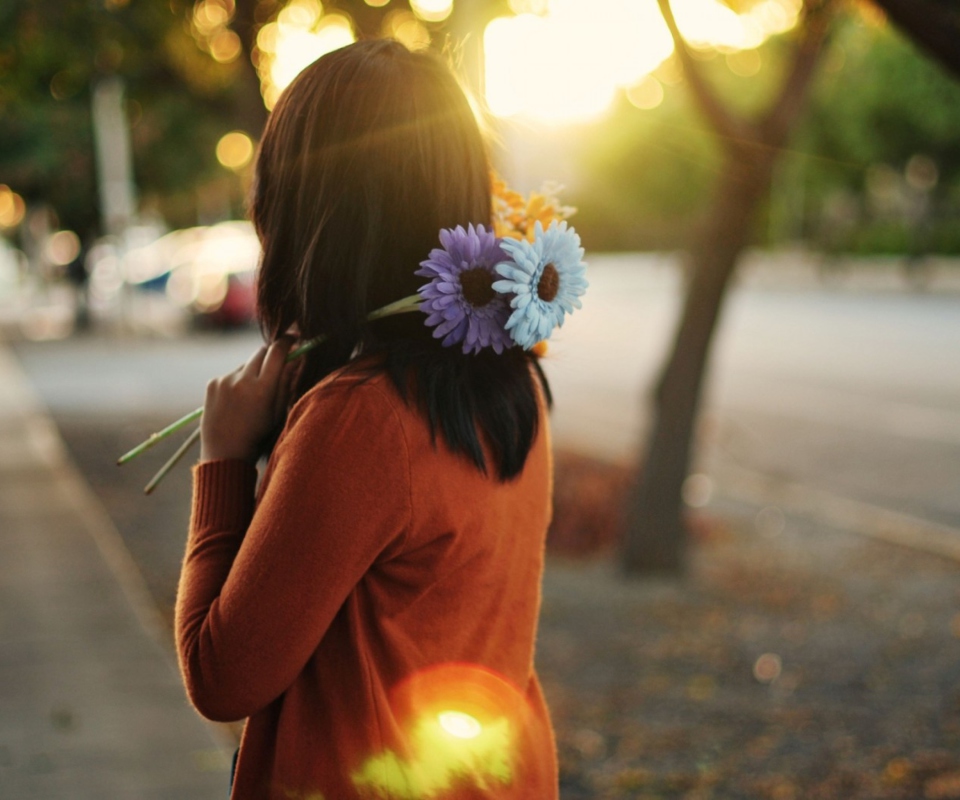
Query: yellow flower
491 173 576 243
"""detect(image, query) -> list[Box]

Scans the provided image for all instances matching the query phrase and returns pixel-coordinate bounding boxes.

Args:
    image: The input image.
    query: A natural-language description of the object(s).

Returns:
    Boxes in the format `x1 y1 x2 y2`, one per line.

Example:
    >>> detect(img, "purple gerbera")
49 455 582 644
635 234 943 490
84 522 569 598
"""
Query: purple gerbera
415 224 516 355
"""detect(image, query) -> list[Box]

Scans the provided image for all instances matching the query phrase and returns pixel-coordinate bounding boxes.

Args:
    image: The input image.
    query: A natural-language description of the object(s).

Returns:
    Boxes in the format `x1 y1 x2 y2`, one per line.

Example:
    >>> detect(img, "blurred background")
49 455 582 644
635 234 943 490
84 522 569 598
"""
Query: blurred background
3 0 959 340
3 0 960 798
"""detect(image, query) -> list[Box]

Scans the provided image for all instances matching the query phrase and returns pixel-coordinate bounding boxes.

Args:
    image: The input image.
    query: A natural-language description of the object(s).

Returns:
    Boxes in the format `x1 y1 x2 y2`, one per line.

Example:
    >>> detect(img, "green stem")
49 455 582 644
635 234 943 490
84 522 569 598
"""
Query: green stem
117 407 203 465
144 427 201 494
117 294 423 468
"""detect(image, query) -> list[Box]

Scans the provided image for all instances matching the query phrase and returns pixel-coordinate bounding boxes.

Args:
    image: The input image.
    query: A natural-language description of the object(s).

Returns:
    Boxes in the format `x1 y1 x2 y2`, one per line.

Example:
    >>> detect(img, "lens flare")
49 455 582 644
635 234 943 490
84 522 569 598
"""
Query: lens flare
352 663 531 798
438 710 483 739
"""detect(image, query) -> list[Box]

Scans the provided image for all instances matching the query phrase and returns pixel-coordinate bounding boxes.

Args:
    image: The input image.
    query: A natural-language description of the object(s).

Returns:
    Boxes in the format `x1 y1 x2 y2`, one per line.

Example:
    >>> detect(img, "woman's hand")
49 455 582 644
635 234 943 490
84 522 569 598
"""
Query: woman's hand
200 338 298 463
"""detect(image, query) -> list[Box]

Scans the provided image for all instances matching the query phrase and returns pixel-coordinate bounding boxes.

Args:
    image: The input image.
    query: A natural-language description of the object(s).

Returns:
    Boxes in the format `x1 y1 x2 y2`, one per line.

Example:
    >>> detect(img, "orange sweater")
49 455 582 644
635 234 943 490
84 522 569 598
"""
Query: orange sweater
175 363 558 799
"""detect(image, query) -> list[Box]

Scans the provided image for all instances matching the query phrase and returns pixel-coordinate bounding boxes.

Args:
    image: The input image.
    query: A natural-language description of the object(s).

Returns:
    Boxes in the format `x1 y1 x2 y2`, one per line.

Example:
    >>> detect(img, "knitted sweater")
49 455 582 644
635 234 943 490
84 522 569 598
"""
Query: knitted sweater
175 363 558 799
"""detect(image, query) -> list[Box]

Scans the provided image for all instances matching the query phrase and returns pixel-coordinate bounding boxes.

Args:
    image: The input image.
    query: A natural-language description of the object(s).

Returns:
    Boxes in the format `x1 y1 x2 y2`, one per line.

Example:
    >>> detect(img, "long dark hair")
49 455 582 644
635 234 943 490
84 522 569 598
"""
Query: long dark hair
252 39 550 480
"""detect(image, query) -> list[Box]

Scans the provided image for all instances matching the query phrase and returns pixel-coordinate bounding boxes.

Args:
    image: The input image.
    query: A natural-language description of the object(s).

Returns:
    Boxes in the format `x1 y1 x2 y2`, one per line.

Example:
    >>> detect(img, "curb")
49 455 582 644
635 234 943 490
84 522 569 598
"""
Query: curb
716 463 960 563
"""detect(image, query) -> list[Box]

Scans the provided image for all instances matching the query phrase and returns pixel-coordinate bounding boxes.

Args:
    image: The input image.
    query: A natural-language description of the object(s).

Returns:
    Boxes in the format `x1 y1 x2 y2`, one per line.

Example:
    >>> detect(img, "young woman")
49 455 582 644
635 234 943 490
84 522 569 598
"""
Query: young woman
175 39 563 799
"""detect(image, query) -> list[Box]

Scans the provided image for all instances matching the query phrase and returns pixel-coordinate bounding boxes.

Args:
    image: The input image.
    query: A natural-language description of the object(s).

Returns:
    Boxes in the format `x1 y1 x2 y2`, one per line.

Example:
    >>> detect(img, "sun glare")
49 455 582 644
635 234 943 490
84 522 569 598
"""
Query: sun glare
484 0 803 124
410 0 453 24
438 710 483 739
256 1 356 109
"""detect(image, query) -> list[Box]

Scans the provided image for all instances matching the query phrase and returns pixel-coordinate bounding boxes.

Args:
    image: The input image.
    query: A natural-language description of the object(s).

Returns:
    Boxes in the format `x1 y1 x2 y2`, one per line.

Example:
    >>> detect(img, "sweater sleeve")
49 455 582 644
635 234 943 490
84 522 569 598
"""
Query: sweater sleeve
175 381 412 722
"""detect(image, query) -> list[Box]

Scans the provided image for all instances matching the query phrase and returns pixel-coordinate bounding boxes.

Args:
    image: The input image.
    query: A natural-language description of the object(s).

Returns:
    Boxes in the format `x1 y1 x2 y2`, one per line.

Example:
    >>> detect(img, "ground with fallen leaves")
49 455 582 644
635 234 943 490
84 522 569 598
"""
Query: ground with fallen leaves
542 456 960 799
58 418 960 800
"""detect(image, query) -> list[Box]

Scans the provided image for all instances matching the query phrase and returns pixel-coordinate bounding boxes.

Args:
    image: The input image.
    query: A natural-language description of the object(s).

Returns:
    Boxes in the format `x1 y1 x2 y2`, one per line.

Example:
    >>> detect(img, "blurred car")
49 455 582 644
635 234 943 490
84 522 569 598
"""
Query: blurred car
123 220 260 328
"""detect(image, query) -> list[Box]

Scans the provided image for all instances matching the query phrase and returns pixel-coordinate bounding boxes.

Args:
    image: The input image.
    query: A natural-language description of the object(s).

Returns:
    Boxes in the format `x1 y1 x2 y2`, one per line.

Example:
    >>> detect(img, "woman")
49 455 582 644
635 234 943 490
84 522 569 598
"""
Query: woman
176 39 561 799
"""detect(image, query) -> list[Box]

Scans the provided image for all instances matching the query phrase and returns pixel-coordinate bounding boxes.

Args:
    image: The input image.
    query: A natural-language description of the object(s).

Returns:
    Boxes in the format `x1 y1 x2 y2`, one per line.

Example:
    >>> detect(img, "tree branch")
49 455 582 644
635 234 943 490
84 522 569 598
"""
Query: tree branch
656 0 751 148
760 0 833 148
870 0 960 81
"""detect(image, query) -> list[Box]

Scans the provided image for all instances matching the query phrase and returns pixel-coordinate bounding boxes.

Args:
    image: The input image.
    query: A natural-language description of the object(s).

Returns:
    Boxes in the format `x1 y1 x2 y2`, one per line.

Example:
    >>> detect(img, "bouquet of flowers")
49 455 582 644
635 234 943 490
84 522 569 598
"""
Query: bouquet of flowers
118 175 587 492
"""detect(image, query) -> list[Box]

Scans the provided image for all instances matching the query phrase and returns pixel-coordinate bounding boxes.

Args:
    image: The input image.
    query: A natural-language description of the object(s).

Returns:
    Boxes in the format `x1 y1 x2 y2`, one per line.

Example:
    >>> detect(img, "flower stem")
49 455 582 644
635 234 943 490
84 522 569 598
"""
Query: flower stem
117 294 423 470
117 407 203 465
143 427 201 495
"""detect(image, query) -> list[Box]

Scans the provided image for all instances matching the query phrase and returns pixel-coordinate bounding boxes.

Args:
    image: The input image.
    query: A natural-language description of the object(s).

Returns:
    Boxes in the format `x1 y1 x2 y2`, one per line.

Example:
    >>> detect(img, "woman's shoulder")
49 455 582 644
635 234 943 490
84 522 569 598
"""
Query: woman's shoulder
286 358 407 437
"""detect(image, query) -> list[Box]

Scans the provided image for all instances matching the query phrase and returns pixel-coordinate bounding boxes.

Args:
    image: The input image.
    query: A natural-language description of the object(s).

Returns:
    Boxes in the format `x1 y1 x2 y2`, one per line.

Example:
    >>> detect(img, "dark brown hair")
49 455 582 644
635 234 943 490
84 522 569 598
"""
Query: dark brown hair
252 39 550 479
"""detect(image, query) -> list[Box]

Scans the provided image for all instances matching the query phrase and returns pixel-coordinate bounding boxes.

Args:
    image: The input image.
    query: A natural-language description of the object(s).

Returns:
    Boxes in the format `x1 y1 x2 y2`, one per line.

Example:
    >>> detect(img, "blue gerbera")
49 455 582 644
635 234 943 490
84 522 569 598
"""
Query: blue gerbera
492 220 588 350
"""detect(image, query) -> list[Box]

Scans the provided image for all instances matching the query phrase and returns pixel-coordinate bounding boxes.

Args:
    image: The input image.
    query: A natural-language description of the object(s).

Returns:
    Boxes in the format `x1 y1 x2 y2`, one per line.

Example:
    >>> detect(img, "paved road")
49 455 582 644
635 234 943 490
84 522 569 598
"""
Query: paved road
543 256 960 532
13 255 960 536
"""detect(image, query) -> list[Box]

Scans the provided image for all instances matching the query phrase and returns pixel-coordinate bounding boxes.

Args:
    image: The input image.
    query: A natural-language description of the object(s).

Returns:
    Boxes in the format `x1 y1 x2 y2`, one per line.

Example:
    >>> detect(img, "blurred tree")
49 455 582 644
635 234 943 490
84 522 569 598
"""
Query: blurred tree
869 0 960 79
572 13 960 256
795 16 960 255
0 0 505 236
623 0 834 574
0 0 266 234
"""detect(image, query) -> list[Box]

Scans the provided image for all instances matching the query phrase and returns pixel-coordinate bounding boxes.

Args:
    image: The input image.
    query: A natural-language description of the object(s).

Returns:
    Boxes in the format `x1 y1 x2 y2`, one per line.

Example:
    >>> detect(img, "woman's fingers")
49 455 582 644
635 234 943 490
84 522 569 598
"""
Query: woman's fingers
260 337 294 382
239 345 269 381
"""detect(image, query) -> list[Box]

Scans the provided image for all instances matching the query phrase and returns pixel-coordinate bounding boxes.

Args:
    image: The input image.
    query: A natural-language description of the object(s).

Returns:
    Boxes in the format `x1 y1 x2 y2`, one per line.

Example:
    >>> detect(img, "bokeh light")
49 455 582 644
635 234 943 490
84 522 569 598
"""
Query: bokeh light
410 0 453 24
626 76 664 111
193 0 234 35
258 3 356 108
46 230 81 266
753 653 783 683
0 186 26 229
216 131 254 170
509 0 549 13
484 0 803 123
365 0 391 6
382 10 431 51
726 48 762 76
191 0 239 62
209 29 242 63
278 0 321 31
682 472 713 508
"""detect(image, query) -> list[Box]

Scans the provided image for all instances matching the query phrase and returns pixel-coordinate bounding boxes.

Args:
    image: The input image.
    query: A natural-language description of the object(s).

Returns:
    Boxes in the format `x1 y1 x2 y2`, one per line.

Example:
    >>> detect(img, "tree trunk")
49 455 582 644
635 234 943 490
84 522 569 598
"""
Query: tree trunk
623 145 775 574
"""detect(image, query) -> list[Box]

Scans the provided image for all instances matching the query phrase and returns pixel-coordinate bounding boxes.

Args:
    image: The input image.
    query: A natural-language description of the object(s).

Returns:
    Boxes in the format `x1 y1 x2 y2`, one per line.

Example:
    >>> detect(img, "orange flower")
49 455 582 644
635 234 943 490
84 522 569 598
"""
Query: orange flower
491 173 576 243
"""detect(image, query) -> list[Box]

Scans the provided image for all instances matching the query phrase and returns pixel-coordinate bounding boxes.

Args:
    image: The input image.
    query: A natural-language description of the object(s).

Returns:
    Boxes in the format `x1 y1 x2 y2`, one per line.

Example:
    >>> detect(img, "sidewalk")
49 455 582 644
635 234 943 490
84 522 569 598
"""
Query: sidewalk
0 343 232 799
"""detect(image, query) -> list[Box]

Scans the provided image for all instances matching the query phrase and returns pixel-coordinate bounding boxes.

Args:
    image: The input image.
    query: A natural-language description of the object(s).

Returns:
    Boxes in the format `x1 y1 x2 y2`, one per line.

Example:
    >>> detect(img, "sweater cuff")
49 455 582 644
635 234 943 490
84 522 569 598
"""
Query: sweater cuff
191 459 258 535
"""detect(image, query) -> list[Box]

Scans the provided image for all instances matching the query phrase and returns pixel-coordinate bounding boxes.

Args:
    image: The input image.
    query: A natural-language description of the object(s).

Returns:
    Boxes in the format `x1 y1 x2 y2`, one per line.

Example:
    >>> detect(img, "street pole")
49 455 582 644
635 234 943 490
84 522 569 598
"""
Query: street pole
92 76 138 330
91 77 137 240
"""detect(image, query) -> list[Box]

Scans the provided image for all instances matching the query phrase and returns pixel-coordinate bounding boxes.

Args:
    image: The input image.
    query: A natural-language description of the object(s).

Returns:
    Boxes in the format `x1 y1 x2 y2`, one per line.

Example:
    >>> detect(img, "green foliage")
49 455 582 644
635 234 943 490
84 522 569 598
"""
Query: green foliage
568 36 805 252
801 17 960 187
0 0 250 234
785 15 960 253
568 11 960 254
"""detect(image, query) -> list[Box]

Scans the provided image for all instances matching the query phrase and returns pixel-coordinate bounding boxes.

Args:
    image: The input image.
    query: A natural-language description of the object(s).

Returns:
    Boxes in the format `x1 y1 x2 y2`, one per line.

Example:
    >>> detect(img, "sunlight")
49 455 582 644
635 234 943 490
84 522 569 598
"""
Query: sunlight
438 710 483 739
484 0 803 124
410 0 454 24
256 1 356 109
351 664 525 798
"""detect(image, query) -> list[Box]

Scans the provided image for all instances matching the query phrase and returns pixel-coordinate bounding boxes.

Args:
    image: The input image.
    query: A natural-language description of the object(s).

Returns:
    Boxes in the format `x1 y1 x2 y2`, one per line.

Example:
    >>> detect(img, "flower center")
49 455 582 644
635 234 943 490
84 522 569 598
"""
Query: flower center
537 263 560 302
460 267 496 307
